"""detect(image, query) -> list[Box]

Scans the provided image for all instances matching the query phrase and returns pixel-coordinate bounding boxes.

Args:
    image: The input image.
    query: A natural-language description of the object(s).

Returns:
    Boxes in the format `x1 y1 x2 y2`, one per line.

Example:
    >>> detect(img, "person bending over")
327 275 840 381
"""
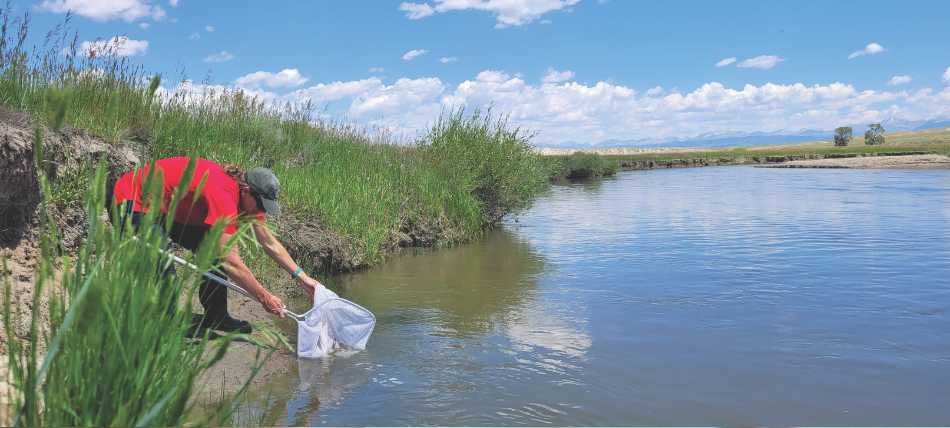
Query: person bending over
112 156 321 333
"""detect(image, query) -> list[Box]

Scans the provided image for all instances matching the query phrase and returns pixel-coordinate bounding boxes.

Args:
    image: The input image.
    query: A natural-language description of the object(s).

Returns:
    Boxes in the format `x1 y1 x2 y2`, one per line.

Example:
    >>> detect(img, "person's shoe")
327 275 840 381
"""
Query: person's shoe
208 316 253 334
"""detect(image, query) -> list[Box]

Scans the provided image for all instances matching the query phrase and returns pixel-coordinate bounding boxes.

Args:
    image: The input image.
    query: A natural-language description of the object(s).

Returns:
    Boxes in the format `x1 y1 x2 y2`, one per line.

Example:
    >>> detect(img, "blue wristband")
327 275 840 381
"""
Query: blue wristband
291 266 303 279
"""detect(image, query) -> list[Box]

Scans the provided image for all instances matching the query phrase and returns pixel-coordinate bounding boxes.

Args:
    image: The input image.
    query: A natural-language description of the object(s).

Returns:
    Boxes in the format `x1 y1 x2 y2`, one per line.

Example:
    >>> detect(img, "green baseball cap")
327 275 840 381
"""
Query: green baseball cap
245 167 280 216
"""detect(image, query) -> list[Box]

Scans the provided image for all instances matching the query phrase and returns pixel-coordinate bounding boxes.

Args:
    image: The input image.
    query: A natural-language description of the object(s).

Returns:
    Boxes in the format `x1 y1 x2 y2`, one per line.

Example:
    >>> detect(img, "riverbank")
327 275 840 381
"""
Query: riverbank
539 127 950 172
758 153 950 169
0 14 547 424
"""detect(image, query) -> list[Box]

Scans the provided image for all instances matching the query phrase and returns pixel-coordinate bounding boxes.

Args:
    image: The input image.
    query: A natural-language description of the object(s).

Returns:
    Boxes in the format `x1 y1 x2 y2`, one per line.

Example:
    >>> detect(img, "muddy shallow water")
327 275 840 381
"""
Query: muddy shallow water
238 166 950 426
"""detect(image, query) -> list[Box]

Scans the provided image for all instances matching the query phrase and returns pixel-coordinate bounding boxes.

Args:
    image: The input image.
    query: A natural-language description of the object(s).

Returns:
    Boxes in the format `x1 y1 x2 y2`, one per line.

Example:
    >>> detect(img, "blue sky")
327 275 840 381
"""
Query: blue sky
19 0 950 145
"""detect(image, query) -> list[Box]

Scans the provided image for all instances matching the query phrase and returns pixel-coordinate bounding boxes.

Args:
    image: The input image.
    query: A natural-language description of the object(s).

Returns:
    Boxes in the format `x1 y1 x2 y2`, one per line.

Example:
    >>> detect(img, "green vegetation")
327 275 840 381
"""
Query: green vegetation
567 127 950 166
3 160 258 426
834 126 853 146
0 10 548 262
420 109 548 223
0 10 550 426
545 151 620 181
865 123 885 145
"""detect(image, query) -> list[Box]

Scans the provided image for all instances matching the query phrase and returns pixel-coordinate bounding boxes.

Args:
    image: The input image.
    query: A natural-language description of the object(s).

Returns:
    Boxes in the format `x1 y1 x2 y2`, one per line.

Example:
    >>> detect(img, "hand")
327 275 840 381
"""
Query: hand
295 273 322 302
259 292 285 317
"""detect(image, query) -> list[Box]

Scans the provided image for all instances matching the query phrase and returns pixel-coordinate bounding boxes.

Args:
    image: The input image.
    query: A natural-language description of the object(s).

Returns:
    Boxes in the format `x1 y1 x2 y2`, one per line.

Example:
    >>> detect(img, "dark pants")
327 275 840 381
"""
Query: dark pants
113 203 233 322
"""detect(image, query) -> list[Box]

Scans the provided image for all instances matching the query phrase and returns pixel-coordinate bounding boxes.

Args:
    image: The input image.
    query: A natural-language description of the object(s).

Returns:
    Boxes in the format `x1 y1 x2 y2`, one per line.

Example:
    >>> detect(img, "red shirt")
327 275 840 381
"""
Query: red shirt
113 157 264 234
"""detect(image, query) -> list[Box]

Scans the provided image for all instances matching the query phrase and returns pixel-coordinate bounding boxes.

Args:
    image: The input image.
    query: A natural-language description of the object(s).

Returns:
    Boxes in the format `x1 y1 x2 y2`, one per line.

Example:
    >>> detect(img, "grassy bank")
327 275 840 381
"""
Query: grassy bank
560 128 950 167
0 10 548 425
544 152 619 181
0 11 548 265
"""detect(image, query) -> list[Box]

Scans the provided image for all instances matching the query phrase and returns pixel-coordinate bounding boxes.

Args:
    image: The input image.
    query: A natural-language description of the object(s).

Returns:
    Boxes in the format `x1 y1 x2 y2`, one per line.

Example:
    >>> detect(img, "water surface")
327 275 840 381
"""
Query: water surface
247 166 950 426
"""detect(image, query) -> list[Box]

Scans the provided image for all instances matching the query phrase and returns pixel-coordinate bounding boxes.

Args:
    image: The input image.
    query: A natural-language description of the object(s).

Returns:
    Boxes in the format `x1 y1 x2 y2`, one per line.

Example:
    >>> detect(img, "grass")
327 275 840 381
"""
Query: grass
565 127 950 164
0 9 549 263
2 156 264 426
545 151 620 181
0 10 548 425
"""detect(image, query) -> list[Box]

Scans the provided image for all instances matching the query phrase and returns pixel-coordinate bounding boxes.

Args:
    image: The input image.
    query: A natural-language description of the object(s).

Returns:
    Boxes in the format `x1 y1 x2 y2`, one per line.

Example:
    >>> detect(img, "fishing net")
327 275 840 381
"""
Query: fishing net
296 286 376 359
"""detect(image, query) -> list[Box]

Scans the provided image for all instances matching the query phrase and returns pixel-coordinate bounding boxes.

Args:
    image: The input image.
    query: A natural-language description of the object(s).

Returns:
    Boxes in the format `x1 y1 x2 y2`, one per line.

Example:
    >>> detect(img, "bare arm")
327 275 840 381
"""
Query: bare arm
252 220 323 300
219 232 285 316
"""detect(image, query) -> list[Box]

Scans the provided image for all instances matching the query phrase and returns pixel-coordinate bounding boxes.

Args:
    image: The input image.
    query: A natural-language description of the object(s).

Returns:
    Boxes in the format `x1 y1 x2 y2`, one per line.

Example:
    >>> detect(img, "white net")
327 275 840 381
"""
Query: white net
296 286 376 359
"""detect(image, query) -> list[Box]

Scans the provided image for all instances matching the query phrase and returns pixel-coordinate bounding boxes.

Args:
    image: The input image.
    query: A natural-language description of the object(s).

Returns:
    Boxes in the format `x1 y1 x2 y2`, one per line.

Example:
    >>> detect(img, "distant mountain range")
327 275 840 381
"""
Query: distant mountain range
541 118 950 149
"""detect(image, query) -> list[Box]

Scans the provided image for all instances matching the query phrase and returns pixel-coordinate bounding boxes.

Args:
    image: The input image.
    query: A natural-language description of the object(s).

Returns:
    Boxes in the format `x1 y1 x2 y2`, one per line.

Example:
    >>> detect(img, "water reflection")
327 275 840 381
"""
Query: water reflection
237 167 950 426
333 228 546 337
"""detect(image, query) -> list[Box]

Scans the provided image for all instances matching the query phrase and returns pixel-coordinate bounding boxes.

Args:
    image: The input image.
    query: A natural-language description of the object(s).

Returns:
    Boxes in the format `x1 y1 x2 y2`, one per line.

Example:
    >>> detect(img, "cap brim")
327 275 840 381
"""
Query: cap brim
260 197 280 216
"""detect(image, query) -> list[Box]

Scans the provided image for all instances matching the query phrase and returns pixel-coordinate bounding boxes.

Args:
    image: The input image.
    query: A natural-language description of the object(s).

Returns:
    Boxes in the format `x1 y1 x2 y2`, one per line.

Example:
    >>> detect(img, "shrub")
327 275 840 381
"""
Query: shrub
865 123 885 145
834 126 852 147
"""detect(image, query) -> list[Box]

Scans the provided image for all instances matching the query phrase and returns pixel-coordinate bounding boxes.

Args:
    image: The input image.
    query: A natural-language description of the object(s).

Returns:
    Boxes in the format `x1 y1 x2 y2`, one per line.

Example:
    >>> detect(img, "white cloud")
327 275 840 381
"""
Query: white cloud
289 78 385 104
369 67 385 73
736 55 784 70
888 75 912 86
350 77 444 117
715 57 736 67
157 69 950 147
402 49 428 61
169 0 178 6
439 56 458 64
542 68 574 84
39 0 165 22
943 66 950 85
203 51 235 63
188 32 200 40
139 22 150 29
235 69 308 89
399 0 581 28
848 42 885 59
399 2 435 19
80 36 149 57
205 25 215 32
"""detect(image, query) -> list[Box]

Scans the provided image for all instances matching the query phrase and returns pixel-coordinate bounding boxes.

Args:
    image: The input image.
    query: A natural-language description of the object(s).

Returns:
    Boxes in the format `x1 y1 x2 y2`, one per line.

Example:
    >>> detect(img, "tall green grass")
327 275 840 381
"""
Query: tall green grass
419 108 548 224
2 156 260 426
0 9 548 263
545 151 619 181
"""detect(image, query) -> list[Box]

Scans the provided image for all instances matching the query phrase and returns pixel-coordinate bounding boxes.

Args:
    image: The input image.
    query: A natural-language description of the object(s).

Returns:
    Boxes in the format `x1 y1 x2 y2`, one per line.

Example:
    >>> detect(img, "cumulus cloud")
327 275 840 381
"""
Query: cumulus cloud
205 25 215 32
439 56 458 64
369 67 385 73
848 42 885 59
80 36 149 57
715 57 736 67
39 0 165 22
160 69 950 147
736 55 784 70
350 77 444 117
399 2 435 19
203 50 235 63
888 75 911 86
399 0 581 28
402 49 428 61
542 68 574 84
169 0 178 6
235 69 308 89
943 66 950 85
288 78 385 104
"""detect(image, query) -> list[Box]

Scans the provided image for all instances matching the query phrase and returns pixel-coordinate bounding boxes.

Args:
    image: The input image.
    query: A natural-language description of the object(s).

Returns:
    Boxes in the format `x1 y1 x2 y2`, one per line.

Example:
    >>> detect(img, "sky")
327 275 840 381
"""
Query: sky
16 0 950 146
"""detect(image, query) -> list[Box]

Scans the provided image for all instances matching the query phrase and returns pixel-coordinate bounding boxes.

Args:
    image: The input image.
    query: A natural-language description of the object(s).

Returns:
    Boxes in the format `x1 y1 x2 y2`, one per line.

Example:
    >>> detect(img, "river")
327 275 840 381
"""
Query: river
240 166 950 426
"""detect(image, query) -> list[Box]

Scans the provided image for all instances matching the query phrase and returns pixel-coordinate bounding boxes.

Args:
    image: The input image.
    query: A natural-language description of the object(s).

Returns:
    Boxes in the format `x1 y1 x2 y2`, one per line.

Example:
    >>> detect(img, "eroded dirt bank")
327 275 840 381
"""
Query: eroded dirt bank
757 154 950 169
615 151 936 171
